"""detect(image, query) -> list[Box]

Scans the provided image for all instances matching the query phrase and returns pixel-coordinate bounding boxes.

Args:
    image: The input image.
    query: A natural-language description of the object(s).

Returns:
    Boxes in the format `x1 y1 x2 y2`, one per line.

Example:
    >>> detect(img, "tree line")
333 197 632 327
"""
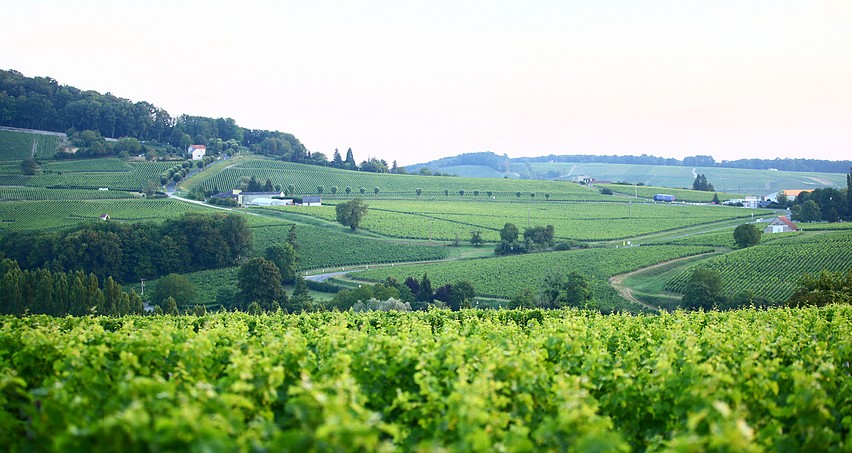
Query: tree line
787 171 851 222
0 213 251 284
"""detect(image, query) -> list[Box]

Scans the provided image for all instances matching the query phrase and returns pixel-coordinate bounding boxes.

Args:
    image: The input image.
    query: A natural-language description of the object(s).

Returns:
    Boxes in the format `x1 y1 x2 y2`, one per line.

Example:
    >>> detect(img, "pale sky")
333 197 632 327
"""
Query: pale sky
2 0 851 166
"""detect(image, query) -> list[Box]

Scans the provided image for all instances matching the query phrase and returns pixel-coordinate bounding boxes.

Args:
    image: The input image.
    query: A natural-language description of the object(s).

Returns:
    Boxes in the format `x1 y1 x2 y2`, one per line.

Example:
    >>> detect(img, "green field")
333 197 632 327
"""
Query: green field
665 230 852 302
351 245 713 309
2 306 849 451
266 199 774 242
0 129 59 160
0 187 140 201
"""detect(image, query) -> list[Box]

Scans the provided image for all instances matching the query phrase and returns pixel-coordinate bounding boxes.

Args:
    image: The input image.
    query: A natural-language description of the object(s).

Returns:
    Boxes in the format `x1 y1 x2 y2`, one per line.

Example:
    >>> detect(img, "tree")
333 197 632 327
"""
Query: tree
448 280 475 311
152 273 197 308
799 200 822 222
681 268 724 310
847 166 852 219
335 198 369 231
247 176 262 192
317 185 324 194
332 149 343 168
265 243 298 284
444 189 449 197
344 148 357 170
510 288 537 309
486 191 493 198
359 187 366 196
540 271 592 309
516 192 522 198
470 230 483 247
786 269 852 307
459 190 465 197
712 192 720 204
237 258 286 312
20 157 40 175
331 186 338 195
163 296 179 315
374 187 380 196
733 223 761 248
264 179 274 192
288 275 313 313
416 274 433 304
415 188 422 196
345 186 352 196
692 174 715 192
287 184 296 196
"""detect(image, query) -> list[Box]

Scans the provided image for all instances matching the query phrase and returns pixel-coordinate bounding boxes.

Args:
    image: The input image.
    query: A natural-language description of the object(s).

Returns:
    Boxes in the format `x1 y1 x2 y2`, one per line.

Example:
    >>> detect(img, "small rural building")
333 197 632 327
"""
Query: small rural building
247 198 293 207
764 216 799 234
779 189 813 200
302 196 322 206
188 145 206 160
99 214 110 221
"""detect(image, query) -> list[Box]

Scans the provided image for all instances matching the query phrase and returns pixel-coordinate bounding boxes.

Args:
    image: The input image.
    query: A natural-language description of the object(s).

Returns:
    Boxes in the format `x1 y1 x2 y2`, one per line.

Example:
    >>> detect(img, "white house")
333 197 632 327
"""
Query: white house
764 216 799 234
188 145 206 160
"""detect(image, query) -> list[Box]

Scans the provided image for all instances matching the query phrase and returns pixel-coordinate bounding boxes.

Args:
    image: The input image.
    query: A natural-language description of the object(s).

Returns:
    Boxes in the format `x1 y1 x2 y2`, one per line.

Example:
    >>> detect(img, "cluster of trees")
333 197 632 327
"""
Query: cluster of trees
790 180 851 223
680 268 769 311
494 223 555 255
786 269 852 307
691 174 715 191
508 271 593 309
733 224 762 248
0 258 145 316
0 213 251 284
325 275 475 312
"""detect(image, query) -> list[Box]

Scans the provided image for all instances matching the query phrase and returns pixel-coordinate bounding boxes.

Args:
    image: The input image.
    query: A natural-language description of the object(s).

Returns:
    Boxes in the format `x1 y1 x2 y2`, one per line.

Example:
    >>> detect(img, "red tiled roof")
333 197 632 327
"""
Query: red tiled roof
777 216 798 231
189 145 206 149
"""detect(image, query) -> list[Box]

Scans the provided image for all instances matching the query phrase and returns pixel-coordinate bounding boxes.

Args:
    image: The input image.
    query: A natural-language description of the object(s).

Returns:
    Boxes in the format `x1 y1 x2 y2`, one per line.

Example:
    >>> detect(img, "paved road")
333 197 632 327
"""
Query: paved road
304 271 350 282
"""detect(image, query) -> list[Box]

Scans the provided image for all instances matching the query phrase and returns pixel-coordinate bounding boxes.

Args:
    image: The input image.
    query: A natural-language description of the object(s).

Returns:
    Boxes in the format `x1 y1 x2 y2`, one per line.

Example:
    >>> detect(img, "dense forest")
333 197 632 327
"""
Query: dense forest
411 151 852 175
0 213 251 284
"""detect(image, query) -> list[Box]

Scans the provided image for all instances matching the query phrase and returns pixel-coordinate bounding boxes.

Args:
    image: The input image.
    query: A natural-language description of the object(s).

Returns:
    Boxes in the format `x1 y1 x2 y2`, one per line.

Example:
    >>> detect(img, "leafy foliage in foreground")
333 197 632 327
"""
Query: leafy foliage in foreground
1 307 850 451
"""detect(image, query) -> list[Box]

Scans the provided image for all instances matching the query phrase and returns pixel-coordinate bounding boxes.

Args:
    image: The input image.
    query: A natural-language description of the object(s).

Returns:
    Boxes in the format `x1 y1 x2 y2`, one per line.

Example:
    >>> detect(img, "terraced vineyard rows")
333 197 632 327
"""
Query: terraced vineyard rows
0 129 58 160
666 230 852 301
4 307 849 451
647 229 800 248
184 159 613 201
0 187 140 201
353 245 713 309
266 200 770 242
597 183 744 203
0 199 215 231
21 161 174 190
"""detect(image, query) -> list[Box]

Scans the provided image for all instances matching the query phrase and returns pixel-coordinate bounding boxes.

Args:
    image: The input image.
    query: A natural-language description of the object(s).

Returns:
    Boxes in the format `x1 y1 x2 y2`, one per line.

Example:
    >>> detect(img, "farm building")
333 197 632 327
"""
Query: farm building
302 196 322 206
780 189 813 200
210 190 288 206
188 145 206 160
99 214 110 221
653 194 676 202
247 198 293 207
764 216 799 234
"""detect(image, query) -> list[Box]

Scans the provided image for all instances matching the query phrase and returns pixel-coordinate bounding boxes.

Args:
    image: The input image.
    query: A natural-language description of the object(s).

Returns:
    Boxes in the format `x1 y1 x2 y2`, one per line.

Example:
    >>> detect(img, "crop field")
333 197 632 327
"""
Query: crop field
0 129 59 160
184 159 614 201
352 245 713 307
17 161 174 190
666 230 852 301
0 187 140 201
508 161 848 193
267 200 772 242
597 183 745 203
0 199 215 232
3 306 849 451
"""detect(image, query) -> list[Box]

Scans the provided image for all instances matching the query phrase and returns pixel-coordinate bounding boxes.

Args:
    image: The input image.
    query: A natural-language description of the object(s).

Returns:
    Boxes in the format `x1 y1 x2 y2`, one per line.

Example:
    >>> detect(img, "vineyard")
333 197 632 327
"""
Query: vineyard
647 228 801 248
666 230 852 301
183 159 615 201
352 245 713 309
597 183 745 203
1 307 849 451
265 200 771 242
0 158 174 191
0 129 59 160
0 187 140 201
0 199 215 231
510 161 849 193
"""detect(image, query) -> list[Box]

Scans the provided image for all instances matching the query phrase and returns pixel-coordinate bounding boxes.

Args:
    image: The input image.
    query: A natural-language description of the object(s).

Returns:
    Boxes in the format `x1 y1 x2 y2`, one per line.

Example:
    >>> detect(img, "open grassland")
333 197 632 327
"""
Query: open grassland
267 200 773 242
0 129 59 160
508 161 847 193
3 307 849 451
0 199 216 232
352 245 713 309
597 183 745 203
184 159 613 201
666 230 852 302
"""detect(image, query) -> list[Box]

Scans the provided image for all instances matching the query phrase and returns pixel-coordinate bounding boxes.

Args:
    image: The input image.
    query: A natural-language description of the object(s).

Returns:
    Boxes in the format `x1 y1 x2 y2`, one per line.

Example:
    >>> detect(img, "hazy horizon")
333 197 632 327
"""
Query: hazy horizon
2 1 850 166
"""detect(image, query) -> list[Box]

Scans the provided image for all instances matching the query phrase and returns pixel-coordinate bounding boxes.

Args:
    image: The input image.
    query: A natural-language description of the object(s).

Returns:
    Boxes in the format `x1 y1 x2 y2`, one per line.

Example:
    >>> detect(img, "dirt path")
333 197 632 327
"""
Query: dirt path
608 252 715 311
